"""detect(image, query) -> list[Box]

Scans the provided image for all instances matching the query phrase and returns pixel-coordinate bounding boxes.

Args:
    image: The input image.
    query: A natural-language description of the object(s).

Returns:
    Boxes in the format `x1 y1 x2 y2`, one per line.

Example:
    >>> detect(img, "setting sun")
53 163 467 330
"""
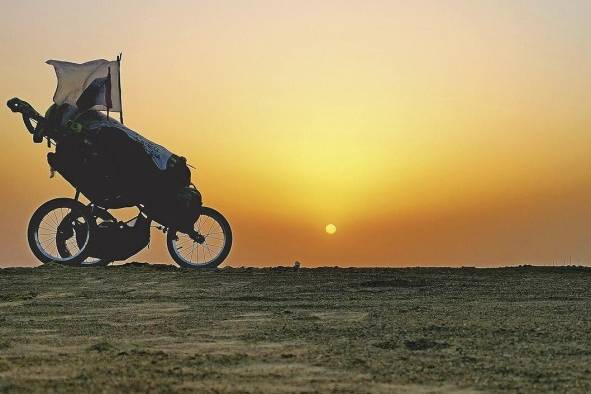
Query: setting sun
325 224 337 235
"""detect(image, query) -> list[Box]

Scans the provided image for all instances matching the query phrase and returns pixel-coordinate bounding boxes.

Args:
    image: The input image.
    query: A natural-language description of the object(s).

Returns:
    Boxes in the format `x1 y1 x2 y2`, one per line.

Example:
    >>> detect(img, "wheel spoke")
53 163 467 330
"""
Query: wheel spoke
51 210 61 228
176 238 192 248
39 225 57 233
203 243 214 259
206 220 215 236
190 242 197 262
206 235 223 241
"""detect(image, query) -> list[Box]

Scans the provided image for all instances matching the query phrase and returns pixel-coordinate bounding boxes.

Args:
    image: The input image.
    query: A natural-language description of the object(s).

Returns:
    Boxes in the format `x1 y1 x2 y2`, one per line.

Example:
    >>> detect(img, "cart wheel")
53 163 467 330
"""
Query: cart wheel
27 198 93 266
166 206 232 269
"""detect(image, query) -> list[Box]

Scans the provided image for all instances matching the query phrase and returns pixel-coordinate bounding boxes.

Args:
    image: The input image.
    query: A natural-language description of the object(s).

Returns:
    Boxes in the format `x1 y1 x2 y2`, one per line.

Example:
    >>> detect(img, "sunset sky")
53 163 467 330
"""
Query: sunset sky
1 0 590 267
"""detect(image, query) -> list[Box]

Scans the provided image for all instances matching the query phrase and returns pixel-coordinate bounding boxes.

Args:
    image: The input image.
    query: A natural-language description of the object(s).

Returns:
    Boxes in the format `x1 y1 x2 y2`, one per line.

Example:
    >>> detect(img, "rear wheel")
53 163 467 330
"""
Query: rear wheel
166 206 232 269
27 198 93 266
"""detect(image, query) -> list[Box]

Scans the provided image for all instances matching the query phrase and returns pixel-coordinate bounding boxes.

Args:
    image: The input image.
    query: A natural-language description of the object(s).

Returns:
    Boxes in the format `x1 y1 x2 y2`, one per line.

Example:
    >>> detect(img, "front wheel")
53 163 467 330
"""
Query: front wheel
166 206 232 269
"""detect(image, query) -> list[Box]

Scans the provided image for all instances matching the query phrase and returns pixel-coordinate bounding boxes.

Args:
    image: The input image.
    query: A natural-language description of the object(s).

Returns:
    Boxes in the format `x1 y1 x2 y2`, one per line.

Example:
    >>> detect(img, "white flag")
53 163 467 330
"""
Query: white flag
46 59 121 112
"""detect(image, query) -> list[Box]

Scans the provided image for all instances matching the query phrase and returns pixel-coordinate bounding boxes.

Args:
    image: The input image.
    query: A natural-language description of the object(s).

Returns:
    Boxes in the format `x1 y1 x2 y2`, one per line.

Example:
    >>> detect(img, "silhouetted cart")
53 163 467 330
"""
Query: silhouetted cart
7 97 232 268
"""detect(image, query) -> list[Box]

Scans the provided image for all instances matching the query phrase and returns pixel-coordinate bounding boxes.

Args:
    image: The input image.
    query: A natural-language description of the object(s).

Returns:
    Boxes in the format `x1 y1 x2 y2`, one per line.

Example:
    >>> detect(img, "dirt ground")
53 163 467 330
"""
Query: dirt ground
0 264 590 393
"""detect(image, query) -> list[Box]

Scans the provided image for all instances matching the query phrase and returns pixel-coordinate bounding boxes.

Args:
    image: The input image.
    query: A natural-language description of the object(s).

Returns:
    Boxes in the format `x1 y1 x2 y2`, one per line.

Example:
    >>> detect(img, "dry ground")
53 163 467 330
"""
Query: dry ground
0 264 590 393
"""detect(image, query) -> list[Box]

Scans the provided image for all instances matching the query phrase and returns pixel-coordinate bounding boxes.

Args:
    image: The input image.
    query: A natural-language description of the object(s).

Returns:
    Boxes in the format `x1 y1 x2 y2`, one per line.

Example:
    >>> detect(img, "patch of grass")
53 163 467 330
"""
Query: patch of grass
404 338 449 351
88 341 114 353
231 295 275 301
119 262 177 270
0 358 10 372
34 262 70 270
357 278 428 288
0 291 38 301
374 339 398 350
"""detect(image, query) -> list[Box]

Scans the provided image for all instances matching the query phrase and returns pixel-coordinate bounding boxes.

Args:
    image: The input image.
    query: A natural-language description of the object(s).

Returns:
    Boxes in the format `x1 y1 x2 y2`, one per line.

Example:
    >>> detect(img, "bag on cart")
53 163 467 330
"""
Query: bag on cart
45 104 198 225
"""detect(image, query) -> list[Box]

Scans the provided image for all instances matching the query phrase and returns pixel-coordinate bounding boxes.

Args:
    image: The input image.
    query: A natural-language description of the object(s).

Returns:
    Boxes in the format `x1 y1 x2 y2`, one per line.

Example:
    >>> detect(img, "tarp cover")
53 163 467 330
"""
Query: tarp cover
47 59 121 112
82 113 173 171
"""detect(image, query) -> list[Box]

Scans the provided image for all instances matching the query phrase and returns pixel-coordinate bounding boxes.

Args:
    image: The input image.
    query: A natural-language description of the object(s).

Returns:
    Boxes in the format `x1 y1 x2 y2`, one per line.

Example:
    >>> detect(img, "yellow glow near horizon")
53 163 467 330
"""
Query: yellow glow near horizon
325 224 337 235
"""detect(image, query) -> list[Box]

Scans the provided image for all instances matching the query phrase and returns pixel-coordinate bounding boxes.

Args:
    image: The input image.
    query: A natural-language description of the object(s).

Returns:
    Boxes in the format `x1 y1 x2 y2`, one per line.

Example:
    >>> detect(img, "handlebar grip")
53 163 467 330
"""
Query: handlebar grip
7 98 45 138
7 98 40 118
7 97 43 117
6 98 25 113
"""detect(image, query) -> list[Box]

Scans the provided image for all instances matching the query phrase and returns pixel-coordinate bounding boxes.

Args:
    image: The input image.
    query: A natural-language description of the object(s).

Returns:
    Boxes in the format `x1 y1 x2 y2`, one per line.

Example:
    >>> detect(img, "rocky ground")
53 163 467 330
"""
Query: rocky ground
0 264 590 393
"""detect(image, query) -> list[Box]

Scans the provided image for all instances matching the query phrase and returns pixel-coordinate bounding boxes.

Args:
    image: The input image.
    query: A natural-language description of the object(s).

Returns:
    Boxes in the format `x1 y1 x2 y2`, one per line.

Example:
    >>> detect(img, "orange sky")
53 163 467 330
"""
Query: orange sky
1 0 591 267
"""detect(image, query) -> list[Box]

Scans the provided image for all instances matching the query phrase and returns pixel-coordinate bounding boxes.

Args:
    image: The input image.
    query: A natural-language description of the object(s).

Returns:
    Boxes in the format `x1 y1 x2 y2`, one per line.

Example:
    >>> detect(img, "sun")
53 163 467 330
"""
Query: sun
325 224 337 235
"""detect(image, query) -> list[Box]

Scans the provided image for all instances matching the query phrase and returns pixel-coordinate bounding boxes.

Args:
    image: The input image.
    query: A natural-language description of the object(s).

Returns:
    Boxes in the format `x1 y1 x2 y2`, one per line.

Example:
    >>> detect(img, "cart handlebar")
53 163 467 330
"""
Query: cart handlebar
6 97 46 139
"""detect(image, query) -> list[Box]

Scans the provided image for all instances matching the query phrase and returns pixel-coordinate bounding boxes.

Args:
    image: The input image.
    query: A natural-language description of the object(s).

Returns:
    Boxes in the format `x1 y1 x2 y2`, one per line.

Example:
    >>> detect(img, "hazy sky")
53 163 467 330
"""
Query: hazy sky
1 0 590 267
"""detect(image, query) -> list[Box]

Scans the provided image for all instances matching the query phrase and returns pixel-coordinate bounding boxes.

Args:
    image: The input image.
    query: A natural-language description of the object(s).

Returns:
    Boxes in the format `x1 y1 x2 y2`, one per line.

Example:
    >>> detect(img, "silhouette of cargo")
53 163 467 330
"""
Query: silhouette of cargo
44 104 201 232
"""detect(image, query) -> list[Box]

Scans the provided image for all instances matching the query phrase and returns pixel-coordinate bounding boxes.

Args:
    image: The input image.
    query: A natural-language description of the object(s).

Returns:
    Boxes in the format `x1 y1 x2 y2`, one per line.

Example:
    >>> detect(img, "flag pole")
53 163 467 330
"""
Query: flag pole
106 66 111 118
117 53 124 124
